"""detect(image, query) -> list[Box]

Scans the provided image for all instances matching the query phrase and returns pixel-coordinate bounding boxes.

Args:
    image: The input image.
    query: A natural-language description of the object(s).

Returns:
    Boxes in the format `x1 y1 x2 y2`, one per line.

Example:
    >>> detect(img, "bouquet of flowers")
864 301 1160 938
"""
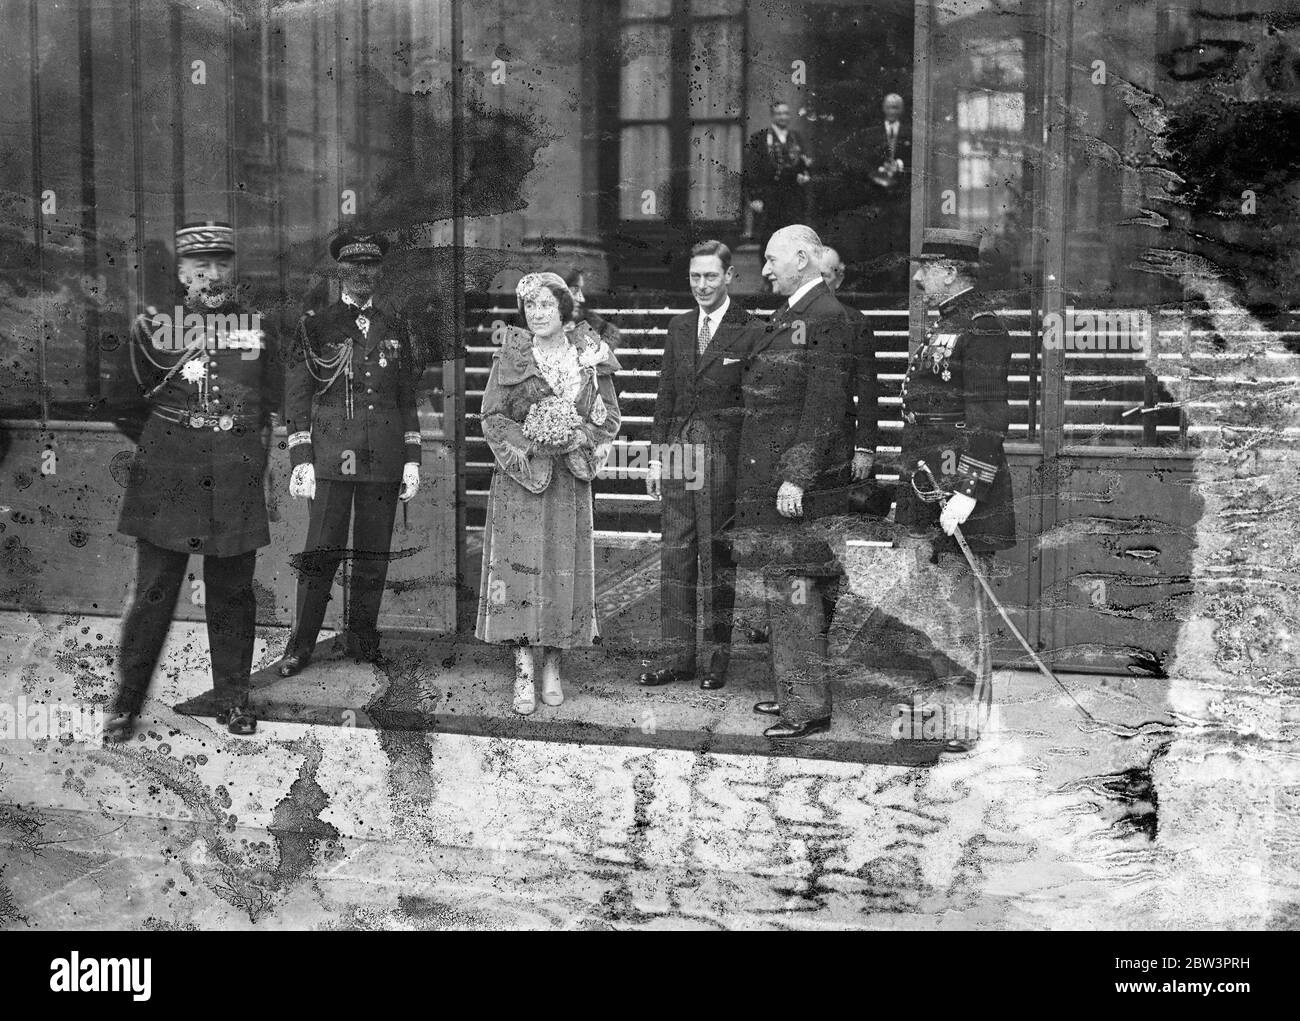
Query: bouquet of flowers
522 394 582 448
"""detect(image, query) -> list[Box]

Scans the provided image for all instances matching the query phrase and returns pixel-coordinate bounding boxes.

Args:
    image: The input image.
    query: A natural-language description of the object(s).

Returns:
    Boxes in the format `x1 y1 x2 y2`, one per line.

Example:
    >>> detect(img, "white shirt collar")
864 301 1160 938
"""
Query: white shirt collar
785 276 822 310
342 293 373 310
699 295 730 331
769 125 788 144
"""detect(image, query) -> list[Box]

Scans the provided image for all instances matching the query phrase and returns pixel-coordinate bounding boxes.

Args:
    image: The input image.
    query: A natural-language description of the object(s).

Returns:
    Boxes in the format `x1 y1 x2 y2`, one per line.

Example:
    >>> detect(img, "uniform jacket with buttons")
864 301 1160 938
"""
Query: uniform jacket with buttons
896 287 1017 551
117 299 280 557
285 300 421 483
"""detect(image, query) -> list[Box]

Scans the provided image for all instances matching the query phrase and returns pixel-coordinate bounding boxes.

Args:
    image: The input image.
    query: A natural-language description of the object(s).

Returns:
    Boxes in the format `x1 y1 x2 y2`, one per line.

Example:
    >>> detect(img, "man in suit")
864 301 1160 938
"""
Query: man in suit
106 221 280 741
276 233 422 676
743 101 812 243
820 246 892 518
872 93 913 197
866 93 913 292
895 227 1017 751
731 225 855 739
640 240 756 691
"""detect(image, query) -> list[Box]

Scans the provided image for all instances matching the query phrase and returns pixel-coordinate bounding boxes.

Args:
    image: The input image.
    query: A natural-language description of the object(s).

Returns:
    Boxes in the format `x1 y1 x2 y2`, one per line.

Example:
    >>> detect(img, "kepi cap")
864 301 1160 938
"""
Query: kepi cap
176 221 235 257
917 227 983 262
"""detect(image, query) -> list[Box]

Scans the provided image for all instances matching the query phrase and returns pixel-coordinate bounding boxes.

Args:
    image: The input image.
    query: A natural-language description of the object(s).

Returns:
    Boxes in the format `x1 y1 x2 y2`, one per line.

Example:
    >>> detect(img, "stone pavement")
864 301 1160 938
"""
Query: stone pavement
0 609 1289 929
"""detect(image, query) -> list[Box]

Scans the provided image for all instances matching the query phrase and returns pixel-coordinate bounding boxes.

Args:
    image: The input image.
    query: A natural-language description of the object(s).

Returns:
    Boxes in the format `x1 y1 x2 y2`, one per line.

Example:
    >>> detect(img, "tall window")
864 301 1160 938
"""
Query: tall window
954 38 1026 232
617 0 745 224
956 88 1025 229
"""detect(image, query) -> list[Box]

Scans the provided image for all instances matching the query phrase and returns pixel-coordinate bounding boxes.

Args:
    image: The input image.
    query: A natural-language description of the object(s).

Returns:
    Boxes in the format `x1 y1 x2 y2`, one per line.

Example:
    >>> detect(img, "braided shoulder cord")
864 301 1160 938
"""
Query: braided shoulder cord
132 315 210 400
299 317 355 418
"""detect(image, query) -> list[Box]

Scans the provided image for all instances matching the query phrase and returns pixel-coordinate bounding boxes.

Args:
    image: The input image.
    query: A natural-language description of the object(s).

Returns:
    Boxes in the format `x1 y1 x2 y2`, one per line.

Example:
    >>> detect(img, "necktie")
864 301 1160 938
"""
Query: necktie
698 313 712 355
887 123 896 158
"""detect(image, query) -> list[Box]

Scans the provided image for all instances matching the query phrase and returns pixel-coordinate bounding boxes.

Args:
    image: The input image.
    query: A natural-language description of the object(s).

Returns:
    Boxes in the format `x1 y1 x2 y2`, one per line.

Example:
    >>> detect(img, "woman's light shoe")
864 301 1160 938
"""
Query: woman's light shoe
513 647 536 715
541 649 563 707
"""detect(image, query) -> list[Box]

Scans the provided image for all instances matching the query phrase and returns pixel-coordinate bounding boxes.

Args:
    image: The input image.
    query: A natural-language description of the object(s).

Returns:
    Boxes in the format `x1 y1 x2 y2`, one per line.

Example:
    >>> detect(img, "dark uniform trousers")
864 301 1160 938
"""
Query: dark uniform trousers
115 541 257 716
854 530 995 718
659 416 736 675
286 478 400 658
283 300 421 659
873 287 1015 726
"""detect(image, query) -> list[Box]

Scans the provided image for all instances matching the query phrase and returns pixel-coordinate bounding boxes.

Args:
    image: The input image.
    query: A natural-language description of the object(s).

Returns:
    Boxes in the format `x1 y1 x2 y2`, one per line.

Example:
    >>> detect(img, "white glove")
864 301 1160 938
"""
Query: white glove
940 492 977 536
399 462 420 502
646 461 662 501
776 480 804 518
289 462 315 500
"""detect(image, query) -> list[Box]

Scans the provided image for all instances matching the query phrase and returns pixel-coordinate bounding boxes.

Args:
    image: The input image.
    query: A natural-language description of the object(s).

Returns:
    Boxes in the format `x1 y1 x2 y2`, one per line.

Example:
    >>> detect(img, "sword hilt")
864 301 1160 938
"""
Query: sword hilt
911 459 948 505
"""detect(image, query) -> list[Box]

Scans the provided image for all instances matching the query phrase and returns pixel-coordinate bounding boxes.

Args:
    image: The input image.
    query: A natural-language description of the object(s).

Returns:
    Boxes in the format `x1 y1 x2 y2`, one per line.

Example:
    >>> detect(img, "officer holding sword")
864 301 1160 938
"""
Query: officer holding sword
894 226 1017 752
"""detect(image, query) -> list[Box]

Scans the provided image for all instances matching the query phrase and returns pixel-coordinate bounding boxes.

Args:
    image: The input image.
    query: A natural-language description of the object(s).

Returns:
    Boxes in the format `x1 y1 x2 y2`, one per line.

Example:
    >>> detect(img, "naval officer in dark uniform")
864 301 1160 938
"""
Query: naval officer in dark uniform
106 221 280 741
276 233 422 676
897 228 1016 552
895 227 1017 751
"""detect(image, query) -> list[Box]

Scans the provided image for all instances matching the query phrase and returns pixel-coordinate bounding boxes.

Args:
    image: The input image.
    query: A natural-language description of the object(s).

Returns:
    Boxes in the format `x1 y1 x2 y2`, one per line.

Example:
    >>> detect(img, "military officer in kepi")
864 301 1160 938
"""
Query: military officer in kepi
276 233 422 677
891 226 1017 752
106 221 280 742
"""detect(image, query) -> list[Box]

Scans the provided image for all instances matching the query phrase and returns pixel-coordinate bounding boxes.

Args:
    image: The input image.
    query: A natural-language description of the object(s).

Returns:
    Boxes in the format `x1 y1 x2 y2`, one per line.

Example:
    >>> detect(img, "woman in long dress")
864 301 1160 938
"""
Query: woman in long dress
476 272 621 713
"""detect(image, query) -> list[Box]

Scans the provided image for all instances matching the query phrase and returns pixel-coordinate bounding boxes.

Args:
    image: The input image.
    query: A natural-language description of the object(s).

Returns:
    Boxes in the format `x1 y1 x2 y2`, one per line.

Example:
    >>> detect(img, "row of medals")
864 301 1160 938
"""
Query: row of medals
899 326 953 425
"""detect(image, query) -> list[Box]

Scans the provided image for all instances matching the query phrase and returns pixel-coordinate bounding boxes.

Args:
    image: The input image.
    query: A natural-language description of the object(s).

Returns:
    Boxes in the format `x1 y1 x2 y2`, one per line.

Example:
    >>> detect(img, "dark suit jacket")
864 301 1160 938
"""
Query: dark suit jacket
840 296 894 516
840 298 878 451
651 299 756 460
731 280 854 567
876 119 912 191
826 121 912 213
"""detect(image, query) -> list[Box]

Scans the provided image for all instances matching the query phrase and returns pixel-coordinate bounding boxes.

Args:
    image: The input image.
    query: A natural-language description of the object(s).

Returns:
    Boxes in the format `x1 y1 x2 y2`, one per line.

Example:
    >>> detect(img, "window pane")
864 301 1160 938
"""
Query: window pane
622 0 672 19
620 25 671 120
1058 3 1208 448
954 88 1025 232
691 0 745 16
689 19 742 119
687 124 740 220
927 20 1032 288
619 125 671 219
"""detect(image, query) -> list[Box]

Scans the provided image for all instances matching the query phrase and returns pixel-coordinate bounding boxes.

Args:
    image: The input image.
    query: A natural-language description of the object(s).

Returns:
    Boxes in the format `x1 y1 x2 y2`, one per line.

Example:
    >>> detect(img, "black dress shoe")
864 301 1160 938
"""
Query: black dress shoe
638 667 692 687
763 716 831 739
278 653 310 678
216 704 258 735
103 713 136 745
942 736 979 754
699 650 729 690
753 700 781 715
